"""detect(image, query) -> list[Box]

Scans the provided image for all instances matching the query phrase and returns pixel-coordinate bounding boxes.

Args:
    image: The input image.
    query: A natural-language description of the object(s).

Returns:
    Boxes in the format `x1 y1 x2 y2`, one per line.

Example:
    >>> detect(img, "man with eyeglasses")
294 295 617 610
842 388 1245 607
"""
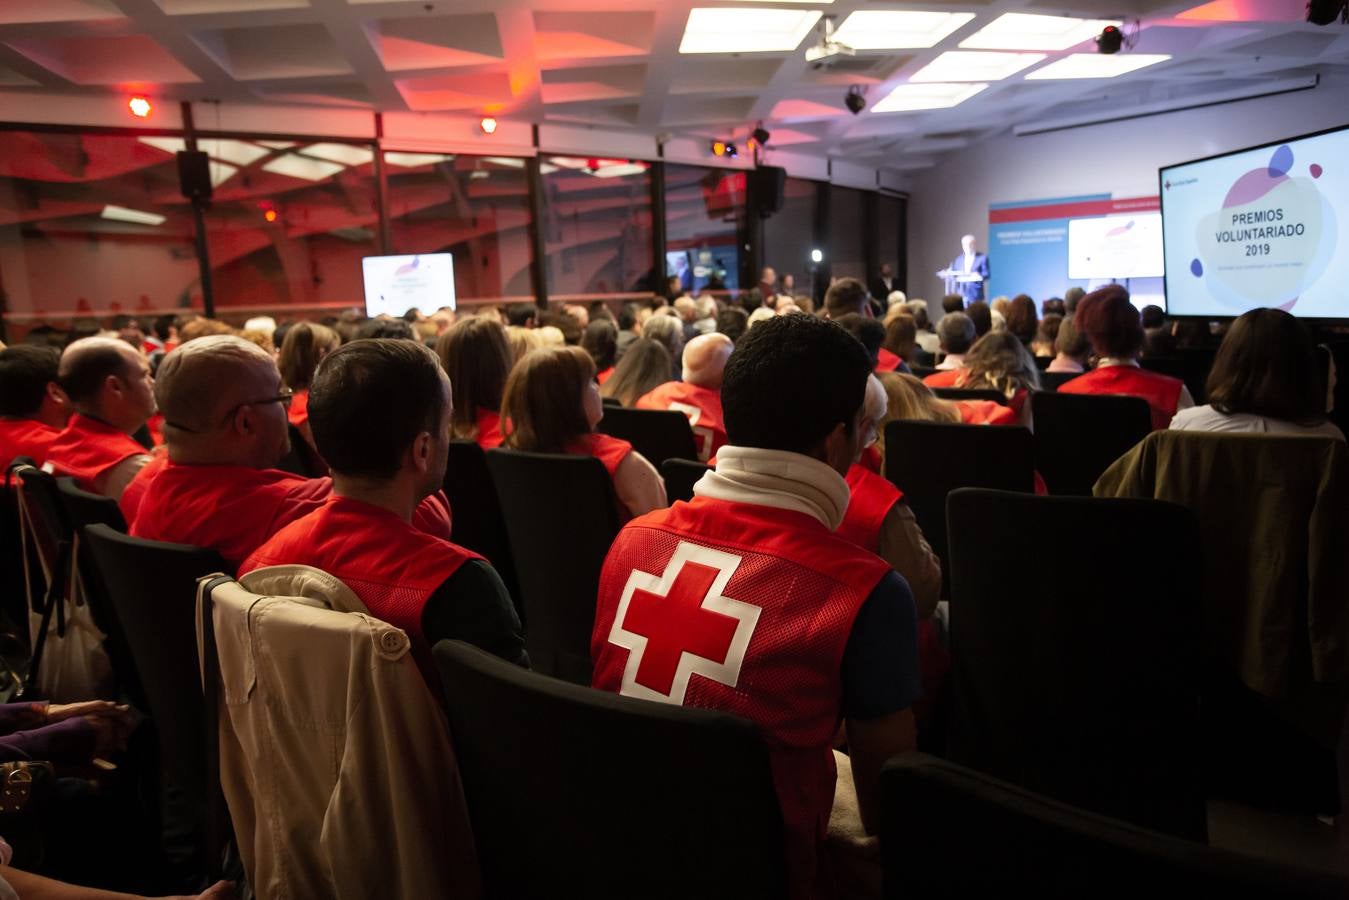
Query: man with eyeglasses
43 337 156 501
121 334 451 568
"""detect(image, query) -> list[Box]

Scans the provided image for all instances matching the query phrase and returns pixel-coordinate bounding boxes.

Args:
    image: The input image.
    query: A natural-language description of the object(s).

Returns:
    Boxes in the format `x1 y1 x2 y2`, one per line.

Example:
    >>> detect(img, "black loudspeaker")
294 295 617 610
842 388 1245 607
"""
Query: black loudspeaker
749 165 786 219
176 150 212 202
1306 0 1345 23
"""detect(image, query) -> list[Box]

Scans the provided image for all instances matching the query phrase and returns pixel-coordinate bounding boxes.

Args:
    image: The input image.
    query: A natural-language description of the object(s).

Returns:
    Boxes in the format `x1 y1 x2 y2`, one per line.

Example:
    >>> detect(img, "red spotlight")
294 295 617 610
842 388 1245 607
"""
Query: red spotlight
480 116 498 135
711 140 727 157
263 209 278 223
128 95 152 118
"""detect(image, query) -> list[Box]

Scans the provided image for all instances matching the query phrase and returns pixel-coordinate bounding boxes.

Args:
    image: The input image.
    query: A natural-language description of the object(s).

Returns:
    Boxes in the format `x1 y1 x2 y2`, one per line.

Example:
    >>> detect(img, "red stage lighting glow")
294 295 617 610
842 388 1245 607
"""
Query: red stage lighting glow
128 96 152 118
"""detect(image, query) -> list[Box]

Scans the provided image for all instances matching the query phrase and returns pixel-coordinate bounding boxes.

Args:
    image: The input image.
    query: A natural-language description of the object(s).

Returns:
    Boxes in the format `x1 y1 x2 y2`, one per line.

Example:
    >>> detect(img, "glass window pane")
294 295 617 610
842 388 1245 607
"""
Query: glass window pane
385 152 534 307
762 176 818 298
541 156 654 301
828 185 866 282
665 164 747 296
200 138 379 318
0 131 203 341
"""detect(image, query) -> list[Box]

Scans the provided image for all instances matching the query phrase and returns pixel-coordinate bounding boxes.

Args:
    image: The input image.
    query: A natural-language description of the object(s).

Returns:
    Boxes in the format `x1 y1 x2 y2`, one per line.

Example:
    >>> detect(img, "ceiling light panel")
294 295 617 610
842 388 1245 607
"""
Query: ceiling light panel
960 13 1119 51
101 205 166 226
299 143 374 166
833 11 975 50
383 152 455 168
1025 53 1171 79
871 82 988 112
262 154 345 181
910 50 1045 82
200 139 270 167
680 8 822 54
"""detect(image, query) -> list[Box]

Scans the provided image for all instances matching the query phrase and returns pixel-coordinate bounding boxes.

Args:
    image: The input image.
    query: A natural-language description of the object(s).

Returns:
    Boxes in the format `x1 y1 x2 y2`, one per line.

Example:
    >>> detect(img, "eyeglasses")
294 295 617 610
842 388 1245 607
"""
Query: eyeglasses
164 387 293 434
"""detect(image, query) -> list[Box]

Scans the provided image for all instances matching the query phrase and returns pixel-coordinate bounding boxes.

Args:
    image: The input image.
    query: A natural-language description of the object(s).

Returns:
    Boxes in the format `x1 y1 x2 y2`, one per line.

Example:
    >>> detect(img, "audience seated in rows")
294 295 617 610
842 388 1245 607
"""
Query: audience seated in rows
502 346 666 519
600 338 672 408
1060 286 1193 430
241 339 527 680
716 306 749 343
881 371 1016 428
1141 304 1176 358
582 319 618 384
636 333 732 463
1171 307 1342 440
435 316 510 450
941 294 964 315
277 322 339 452
0 345 69 466
966 300 993 338
640 314 685 381
934 313 975 372
1064 286 1086 316
836 314 897 376
1031 314 1062 359
43 337 155 500
925 331 1041 426
590 313 919 894
882 313 924 371
1004 295 1038 347
823 278 871 321
1048 315 1091 374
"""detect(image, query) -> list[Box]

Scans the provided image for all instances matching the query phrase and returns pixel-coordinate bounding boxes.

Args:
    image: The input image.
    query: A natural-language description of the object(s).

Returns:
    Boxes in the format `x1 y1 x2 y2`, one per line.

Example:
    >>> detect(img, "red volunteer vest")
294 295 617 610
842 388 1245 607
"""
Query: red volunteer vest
590 497 891 884
566 432 632 477
128 460 333 567
1059 365 1183 431
858 444 883 475
955 399 1017 426
44 414 148 491
596 366 615 385
635 382 727 462
0 418 61 468
241 496 480 677
875 348 903 373
286 388 310 429
118 452 167 524
475 408 504 450
922 368 964 388
838 464 904 553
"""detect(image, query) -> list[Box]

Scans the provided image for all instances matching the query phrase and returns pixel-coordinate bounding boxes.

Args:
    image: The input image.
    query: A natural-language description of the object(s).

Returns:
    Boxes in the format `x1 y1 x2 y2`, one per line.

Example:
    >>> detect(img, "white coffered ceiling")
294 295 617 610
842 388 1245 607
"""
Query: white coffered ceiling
0 0 1346 172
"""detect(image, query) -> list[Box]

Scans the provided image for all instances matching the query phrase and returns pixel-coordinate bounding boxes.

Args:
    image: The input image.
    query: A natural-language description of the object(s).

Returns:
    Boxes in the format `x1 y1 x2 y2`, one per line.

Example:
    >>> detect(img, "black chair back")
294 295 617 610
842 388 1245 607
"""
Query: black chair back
443 441 520 617
910 364 937 380
883 420 1034 592
944 489 1205 839
660 458 710 504
880 754 1349 900
1031 393 1152 496
80 524 229 886
596 406 699 466
274 423 325 478
14 466 74 684
486 449 620 683
932 387 1008 406
1038 370 1080 392
435 640 786 899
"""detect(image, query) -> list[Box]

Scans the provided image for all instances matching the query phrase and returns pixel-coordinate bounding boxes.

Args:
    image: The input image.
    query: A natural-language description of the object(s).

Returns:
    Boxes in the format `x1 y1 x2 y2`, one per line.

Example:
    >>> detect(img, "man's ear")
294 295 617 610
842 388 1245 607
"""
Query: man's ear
45 382 69 409
410 431 433 473
234 404 256 437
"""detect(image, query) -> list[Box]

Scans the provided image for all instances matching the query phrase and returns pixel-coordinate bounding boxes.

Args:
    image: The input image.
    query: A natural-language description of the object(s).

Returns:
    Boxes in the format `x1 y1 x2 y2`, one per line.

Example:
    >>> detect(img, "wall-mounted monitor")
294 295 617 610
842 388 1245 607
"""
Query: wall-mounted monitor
361 253 455 318
1067 212 1164 280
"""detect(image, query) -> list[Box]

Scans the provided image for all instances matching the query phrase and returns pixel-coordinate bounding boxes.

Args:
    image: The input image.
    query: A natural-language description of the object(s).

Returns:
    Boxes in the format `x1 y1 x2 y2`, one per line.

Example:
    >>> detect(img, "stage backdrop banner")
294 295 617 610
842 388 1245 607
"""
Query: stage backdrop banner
988 194 1160 305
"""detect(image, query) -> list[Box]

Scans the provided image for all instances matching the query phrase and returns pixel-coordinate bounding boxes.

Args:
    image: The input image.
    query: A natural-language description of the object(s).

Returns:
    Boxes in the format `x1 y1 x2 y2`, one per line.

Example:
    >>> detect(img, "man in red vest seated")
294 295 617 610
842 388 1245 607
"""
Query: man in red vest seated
924 312 976 387
43 337 155 500
635 333 732 462
241 339 527 675
1059 285 1193 430
591 314 919 896
0 346 70 467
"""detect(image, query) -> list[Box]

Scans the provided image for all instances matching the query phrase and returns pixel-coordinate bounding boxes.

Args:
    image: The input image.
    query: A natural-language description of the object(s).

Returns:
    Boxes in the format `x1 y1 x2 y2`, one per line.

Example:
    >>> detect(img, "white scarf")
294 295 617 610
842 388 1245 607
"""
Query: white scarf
692 445 851 531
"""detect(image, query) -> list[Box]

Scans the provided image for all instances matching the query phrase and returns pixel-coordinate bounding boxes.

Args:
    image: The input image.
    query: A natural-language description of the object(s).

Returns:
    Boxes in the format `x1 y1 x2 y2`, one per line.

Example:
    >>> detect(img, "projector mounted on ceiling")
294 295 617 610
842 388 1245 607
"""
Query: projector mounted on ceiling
805 16 856 68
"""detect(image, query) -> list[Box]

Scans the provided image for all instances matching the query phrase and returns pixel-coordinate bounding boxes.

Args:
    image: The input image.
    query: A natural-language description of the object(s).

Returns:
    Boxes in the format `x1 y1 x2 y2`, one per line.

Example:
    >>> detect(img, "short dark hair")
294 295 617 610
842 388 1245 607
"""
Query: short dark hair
355 318 415 341
110 314 139 331
1064 286 1086 314
824 278 868 318
941 294 965 314
834 313 885 366
506 303 538 327
965 301 992 337
1206 308 1326 424
0 345 60 417
60 342 135 405
1075 286 1143 359
539 309 583 345
1041 298 1066 318
715 307 749 343
618 303 641 331
1140 304 1166 329
153 314 176 340
722 314 872 455
580 319 618 371
938 312 976 355
309 339 445 480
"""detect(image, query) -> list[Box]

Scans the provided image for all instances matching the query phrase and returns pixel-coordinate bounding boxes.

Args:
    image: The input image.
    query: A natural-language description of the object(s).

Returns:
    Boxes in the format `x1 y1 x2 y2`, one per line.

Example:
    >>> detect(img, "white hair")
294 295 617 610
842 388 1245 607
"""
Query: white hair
886 290 908 307
244 316 277 337
861 374 888 449
746 307 776 329
961 234 976 244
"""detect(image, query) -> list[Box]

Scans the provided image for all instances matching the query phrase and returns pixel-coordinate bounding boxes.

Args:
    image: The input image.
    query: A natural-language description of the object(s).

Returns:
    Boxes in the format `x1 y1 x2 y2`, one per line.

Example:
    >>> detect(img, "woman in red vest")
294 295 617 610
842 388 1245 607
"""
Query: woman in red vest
598 338 672 407
278 322 340 450
581 319 618 386
436 316 510 449
501 346 666 519
1060 285 1192 430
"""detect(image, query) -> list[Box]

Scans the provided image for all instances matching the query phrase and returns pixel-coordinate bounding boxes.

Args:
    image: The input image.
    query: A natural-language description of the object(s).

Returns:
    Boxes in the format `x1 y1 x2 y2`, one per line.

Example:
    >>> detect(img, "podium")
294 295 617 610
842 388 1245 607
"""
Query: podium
936 268 985 297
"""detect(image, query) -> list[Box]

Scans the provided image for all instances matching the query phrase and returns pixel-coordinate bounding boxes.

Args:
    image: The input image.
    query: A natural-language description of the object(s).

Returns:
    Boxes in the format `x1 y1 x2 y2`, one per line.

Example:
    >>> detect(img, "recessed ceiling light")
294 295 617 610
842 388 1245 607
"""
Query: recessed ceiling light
959 13 1119 51
680 8 822 54
833 11 975 50
101 205 166 226
591 162 649 178
1025 53 1171 79
871 82 988 112
299 143 373 166
910 50 1046 82
262 154 345 182
383 152 455 168
202 139 270 167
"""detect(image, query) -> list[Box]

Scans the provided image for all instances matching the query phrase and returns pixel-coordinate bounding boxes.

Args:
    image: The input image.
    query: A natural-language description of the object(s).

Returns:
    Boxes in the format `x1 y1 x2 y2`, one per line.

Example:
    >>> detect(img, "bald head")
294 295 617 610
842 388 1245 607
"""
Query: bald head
681 333 733 389
60 337 141 405
156 335 278 436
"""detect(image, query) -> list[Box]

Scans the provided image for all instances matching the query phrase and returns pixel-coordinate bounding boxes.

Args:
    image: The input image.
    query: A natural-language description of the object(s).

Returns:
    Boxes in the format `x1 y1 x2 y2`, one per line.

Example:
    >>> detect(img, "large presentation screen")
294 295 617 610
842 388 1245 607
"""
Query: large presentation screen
1067 212 1164 280
1160 124 1346 318
361 253 455 318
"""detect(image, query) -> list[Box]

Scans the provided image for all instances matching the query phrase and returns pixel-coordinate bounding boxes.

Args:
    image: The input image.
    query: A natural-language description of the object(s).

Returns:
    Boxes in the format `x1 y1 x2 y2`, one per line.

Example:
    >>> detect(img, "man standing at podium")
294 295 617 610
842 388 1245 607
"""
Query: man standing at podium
949 234 989 302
